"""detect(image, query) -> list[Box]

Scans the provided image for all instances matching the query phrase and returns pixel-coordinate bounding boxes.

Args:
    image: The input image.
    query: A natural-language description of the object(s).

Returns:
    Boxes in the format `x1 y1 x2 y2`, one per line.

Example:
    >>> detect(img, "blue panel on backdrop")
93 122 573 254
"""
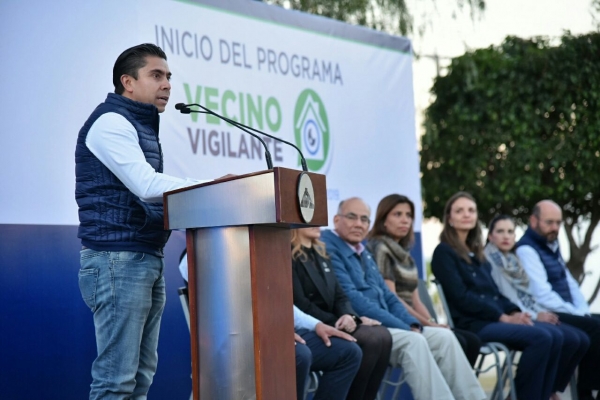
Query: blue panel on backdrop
0 224 190 399
410 231 424 279
0 225 422 399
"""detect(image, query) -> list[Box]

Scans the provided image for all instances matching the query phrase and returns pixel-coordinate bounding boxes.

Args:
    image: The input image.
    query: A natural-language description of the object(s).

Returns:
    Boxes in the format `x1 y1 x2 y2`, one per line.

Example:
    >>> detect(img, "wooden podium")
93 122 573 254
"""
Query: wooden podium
164 167 327 400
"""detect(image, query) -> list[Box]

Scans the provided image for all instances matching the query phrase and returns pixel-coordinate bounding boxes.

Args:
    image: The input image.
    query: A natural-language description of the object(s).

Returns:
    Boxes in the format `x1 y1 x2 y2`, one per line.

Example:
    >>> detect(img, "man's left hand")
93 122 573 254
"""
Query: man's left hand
315 322 357 347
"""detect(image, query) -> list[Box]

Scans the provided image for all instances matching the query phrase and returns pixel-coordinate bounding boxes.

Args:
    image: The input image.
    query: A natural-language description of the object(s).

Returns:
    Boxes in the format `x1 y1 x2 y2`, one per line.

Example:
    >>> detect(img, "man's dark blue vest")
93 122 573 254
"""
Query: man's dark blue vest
516 227 573 303
75 93 170 257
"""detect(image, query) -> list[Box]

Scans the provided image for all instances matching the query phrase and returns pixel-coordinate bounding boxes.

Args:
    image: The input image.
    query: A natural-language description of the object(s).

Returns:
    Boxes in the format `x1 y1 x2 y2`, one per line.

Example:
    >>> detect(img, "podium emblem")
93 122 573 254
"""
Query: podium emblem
297 172 315 223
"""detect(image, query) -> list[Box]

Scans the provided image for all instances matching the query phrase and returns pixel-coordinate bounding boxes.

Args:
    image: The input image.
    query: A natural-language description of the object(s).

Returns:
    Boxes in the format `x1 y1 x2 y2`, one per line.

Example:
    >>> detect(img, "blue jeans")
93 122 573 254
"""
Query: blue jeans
78 250 166 400
296 329 362 400
295 339 313 400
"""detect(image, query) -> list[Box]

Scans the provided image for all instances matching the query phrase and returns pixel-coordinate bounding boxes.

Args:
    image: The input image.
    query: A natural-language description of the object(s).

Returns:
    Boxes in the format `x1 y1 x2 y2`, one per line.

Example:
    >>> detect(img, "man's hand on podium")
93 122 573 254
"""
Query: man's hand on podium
315 322 357 347
215 174 236 180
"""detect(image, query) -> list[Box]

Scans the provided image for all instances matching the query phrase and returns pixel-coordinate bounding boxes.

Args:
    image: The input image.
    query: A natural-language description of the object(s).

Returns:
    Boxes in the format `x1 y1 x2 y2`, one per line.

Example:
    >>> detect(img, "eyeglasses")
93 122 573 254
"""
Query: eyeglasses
541 219 562 227
534 215 562 227
339 213 370 225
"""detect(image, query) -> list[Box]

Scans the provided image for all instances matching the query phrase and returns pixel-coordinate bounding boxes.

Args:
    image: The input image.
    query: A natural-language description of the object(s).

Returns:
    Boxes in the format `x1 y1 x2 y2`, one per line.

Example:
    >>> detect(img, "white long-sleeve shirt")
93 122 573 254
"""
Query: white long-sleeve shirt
516 244 590 316
294 305 320 331
86 112 207 203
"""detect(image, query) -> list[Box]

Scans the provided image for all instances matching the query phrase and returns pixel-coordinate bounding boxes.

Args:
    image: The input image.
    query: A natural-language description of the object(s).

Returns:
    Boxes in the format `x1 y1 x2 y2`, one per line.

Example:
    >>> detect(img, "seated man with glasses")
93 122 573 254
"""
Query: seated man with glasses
321 197 485 400
516 200 600 400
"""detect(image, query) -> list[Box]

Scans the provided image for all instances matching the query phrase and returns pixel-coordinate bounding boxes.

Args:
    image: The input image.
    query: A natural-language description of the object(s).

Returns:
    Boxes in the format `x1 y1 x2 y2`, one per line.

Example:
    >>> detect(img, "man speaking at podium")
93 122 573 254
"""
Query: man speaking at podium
75 43 202 399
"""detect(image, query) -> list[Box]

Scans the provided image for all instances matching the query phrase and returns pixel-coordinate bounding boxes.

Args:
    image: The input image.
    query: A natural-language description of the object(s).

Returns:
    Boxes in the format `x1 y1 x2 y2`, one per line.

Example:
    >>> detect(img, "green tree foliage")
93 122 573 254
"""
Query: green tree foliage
263 0 485 36
593 0 600 29
421 33 600 300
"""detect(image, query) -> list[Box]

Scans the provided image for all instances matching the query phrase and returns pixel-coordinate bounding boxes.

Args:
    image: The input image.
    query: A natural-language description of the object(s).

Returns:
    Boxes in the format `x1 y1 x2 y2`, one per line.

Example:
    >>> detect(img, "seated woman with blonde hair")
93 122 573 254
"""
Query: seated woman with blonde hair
292 227 392 400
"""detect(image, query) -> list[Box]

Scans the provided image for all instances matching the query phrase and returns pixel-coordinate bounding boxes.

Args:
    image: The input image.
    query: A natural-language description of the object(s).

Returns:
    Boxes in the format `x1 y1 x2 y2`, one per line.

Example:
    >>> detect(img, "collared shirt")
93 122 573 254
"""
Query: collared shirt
87 112 208 203
516 243 589 316
331 229 365 255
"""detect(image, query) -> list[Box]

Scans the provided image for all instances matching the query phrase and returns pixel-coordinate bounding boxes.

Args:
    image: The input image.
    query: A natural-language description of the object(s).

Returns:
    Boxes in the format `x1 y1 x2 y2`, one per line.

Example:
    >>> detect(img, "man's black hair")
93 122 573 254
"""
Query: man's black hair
113 43 167 95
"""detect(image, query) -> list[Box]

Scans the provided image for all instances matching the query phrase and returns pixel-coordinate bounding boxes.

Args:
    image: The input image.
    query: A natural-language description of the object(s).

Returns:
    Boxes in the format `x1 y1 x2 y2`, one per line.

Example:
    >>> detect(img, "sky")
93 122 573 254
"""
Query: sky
405 0 600 310
411 0 597 145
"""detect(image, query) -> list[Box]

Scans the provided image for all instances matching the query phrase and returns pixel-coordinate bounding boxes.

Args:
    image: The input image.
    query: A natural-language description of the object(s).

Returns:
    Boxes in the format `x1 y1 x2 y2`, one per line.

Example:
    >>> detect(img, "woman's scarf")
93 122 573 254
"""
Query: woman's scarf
368 235 417 305
372 235 416 270
484 242 540 312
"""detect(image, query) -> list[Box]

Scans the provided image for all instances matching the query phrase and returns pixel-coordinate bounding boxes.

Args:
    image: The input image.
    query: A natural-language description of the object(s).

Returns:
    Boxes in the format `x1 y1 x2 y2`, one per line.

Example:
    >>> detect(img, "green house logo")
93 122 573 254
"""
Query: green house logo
294 89 331 172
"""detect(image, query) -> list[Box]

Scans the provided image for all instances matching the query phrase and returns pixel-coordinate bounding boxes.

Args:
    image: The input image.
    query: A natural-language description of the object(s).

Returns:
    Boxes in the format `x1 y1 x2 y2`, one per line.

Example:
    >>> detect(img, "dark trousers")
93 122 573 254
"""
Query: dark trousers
477 321 560 400
540 322 589 392
295 329 362 400
556 313 600 392
347 325 392 400
453 328 481 367
296 341 313 400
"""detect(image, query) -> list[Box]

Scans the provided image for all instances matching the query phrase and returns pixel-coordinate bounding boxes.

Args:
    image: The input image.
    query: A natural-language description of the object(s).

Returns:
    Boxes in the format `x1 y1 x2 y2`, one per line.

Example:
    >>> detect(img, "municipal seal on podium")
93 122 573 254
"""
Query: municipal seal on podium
297 172 315 223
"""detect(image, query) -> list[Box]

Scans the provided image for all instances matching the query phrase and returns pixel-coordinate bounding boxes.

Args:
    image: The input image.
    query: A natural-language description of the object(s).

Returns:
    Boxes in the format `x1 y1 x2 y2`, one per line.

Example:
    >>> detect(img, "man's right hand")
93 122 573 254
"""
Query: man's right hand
294 333 306 345
215 174 236 180
315 322 357 347
500 312 534 326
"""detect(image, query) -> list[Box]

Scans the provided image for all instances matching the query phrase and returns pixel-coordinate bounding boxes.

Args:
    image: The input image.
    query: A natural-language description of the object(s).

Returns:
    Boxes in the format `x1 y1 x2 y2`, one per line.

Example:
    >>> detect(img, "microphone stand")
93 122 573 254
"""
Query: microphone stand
176 103 273 170
178 102 308 172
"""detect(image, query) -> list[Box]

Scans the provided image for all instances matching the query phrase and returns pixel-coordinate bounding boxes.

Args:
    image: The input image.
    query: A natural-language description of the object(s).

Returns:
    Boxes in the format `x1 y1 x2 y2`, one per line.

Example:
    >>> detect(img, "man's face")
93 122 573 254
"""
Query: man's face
333 199 371 245
531 204 562 242
122 56 171 113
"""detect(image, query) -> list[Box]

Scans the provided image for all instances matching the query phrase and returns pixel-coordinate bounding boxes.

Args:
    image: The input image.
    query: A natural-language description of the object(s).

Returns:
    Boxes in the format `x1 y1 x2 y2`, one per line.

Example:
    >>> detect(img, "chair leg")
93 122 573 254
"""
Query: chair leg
504 351 516 400
377 366 406 400
474 353 486 378
492 343 517 400
488 350 503 400
376 367 392 400
479 343 516 400
569 372 578 400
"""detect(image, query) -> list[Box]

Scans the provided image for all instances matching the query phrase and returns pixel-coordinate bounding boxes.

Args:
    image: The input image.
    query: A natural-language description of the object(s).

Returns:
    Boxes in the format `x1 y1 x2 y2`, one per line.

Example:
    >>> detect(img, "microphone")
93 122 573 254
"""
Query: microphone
174 103 273 170
177 102 308 171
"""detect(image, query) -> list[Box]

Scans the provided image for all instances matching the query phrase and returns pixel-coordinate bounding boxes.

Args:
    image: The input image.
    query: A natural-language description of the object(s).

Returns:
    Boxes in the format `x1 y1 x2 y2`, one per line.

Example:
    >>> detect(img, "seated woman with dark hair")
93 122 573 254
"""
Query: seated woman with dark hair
292 227 392 400
431 192 567 400
366 194 481 367
485 214 589 398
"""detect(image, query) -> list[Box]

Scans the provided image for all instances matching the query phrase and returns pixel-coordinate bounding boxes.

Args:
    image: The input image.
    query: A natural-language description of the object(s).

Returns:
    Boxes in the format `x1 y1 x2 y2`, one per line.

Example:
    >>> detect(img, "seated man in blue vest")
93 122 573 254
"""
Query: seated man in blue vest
516 200 600 400
321 197 485 400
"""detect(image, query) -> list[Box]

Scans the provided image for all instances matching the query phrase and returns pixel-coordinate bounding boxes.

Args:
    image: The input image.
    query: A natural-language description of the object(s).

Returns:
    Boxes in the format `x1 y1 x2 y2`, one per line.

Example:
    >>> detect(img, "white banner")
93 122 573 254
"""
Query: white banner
0 0 420 230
